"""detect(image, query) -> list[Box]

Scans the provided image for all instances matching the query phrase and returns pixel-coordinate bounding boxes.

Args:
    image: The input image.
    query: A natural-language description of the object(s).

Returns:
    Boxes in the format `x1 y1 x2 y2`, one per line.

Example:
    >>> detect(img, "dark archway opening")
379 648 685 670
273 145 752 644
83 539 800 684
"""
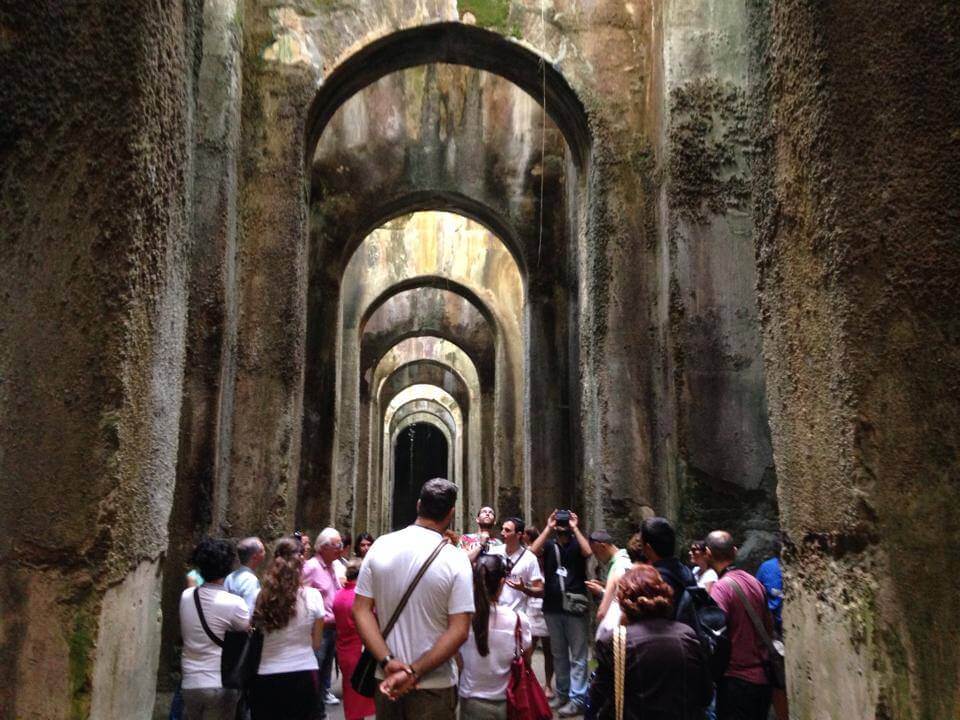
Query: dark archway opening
392 422 449 529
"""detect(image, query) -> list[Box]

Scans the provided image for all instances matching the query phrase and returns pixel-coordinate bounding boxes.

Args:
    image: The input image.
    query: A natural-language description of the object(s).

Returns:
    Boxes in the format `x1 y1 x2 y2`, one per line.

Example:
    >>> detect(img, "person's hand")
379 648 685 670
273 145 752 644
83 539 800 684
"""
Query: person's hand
585 579 605 597
506 577 526 593
379 661 417 699
546 510 558 530
569 511 580 531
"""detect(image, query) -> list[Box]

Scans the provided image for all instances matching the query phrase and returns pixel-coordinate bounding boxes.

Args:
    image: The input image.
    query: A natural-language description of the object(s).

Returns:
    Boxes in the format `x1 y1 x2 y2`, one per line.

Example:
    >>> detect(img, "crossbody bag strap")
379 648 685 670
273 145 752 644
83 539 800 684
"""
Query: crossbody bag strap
508 547 526 572
726 577 776 654
193 587 224 648
381 537 449 639
513 614 523 658
553 542 566 594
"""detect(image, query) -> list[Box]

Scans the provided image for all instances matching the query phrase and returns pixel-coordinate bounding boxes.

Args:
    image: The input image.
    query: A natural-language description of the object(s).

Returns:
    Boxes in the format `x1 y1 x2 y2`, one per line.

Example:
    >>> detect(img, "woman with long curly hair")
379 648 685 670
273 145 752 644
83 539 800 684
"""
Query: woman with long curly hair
590 564 712 720
248 536 325 720
457 553 532 720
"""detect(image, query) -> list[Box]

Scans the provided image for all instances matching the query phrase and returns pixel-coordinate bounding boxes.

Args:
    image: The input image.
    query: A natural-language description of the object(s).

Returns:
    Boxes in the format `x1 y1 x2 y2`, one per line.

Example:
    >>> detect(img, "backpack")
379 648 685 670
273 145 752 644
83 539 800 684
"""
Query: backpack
675 585 731 682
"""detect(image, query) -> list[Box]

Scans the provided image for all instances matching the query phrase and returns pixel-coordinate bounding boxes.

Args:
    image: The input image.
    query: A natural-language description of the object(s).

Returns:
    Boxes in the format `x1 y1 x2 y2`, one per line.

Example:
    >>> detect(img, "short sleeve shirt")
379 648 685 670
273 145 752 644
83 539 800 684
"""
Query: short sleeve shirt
356 525 475 688
498 547 544 615
179 584 251 689
258 587 325 675
709 569 771 685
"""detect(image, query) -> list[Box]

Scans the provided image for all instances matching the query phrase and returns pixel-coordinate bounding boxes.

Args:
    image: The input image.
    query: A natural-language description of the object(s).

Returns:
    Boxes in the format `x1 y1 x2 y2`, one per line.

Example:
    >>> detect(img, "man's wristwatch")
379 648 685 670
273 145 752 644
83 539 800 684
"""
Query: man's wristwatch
379 654 395 670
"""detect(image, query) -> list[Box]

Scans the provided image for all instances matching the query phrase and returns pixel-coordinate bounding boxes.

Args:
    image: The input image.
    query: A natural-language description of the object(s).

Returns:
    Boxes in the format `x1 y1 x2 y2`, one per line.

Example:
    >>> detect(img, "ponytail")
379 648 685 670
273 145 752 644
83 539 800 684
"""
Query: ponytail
471 553 507 657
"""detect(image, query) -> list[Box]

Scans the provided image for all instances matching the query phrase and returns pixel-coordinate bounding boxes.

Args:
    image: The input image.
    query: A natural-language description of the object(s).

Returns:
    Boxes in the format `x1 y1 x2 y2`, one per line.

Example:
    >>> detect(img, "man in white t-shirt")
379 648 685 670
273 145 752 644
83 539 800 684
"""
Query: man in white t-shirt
498 516 544 616
179 538 251 719
354 478 474 720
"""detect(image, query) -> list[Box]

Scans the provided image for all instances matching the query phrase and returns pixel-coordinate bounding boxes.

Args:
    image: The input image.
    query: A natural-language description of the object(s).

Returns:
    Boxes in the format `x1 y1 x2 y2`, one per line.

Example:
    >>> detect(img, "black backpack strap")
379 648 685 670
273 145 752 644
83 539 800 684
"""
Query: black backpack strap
193 587 224 648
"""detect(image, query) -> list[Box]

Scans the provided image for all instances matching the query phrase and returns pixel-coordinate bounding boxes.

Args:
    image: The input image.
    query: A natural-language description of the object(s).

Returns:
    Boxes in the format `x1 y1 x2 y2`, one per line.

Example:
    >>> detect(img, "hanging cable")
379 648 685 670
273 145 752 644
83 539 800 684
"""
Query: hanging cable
537 0 547 268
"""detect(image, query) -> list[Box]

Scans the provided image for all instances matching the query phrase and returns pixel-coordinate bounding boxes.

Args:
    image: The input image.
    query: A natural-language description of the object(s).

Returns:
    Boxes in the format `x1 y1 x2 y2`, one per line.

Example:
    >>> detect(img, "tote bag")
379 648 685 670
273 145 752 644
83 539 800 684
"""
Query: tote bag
506 615 552 720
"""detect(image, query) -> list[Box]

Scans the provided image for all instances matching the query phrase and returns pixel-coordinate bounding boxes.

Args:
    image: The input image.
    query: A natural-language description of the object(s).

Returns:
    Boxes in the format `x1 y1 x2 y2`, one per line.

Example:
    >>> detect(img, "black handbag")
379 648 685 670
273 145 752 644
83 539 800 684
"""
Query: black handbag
351 537 449 697
194 587 264 690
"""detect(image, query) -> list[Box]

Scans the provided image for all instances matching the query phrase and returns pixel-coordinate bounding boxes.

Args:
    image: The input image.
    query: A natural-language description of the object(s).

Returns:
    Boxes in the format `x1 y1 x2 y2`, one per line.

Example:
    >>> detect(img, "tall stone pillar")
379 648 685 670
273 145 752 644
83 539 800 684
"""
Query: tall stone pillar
756 2 960 717
0 2 199 717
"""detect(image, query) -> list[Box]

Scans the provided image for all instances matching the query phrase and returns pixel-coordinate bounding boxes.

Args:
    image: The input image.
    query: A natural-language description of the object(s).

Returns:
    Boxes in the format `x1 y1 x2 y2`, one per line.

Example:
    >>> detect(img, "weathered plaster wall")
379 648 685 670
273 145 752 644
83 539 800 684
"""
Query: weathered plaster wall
0 2 200 717
652 0 778 563
752 1 960 717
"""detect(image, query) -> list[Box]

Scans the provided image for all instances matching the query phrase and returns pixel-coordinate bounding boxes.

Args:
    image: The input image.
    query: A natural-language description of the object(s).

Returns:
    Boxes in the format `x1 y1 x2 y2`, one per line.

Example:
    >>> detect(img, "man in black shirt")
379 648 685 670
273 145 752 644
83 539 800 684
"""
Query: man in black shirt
640 517 695 619
529 510 593 717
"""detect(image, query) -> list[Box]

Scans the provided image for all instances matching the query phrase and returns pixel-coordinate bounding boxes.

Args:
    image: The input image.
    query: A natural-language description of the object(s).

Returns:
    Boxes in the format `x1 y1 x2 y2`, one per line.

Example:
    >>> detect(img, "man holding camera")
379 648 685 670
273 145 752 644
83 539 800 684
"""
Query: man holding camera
529 509 593 717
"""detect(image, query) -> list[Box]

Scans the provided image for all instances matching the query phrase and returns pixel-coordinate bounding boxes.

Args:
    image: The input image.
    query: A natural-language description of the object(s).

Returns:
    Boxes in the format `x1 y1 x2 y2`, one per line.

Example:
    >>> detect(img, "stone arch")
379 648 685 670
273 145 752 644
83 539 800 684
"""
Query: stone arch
366 338 485 534
327 213 523 529
382 384 464 531
304 22 591 170
391 411 457 529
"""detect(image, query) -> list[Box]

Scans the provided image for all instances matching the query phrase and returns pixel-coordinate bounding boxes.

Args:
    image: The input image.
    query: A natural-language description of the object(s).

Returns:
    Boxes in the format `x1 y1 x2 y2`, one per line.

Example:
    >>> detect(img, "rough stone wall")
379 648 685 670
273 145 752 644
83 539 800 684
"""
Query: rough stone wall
753 1 960 717
0 2 200 717
651 0 778 564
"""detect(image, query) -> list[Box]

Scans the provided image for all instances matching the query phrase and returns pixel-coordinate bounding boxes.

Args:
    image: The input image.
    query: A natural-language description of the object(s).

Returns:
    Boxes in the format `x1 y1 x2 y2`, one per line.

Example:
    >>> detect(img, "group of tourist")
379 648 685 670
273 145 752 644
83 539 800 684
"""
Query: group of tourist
176 477 785 720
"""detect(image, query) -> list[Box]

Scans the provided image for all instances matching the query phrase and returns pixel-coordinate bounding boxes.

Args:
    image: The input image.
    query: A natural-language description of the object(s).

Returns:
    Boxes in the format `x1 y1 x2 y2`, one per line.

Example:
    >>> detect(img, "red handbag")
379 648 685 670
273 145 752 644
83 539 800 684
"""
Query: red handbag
506 615 553 720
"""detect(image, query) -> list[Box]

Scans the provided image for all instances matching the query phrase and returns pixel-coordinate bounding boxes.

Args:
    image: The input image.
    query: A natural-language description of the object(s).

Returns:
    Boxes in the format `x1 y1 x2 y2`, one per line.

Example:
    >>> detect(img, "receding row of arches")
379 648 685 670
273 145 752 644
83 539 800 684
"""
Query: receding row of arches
297 33 587 535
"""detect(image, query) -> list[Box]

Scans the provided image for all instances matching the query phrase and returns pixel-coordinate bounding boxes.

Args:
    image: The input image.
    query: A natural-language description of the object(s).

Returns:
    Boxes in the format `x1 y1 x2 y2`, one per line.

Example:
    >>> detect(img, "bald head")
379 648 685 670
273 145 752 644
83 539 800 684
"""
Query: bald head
705 531 736 564
236 536 265 569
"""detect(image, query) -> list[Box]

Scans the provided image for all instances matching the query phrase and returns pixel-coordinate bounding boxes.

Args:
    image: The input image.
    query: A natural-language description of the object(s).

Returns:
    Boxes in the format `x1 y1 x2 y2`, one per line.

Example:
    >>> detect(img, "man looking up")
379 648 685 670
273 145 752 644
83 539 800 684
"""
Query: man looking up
585 530 632 624
460 505 504 561
639 517 695 618
225 536 265 612
499 516 544 616
303 527 344 711
706 531 774 720
529 510 593 717
354 478 474 720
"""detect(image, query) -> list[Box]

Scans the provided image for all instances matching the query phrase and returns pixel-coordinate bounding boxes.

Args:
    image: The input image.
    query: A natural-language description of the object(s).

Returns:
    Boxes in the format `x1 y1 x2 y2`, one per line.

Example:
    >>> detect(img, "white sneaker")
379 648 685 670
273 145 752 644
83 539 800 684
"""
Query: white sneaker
324 691 340 705
557 700 585 718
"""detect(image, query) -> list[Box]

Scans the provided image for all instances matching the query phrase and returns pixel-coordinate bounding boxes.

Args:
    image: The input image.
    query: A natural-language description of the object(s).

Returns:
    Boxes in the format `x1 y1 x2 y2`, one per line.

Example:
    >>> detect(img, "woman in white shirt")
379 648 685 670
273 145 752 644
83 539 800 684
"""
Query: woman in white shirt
179 537 251 720
459 553 533 720
688 540 718 591
249 537 325 720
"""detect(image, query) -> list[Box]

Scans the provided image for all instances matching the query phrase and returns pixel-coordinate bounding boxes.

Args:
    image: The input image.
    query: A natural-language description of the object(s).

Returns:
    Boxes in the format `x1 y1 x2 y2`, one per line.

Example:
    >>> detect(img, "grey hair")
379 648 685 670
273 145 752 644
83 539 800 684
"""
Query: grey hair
236 536 263 565
317 527 341 547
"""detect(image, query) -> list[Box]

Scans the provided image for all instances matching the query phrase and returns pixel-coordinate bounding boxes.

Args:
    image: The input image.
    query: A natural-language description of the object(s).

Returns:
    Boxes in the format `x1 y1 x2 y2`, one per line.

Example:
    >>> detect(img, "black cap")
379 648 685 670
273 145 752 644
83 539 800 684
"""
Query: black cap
589 530 613 544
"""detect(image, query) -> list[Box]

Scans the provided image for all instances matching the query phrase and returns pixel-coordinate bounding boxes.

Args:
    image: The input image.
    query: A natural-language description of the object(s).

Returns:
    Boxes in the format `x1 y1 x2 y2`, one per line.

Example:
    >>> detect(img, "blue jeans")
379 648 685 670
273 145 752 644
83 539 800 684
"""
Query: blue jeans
314 625 337 717
544 612 590 706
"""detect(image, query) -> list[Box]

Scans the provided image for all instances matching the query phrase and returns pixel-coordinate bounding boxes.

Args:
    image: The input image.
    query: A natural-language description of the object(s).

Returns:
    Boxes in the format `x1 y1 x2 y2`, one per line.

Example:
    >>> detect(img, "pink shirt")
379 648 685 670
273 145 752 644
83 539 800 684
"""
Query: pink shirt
709 569 772 685
303 555 341 623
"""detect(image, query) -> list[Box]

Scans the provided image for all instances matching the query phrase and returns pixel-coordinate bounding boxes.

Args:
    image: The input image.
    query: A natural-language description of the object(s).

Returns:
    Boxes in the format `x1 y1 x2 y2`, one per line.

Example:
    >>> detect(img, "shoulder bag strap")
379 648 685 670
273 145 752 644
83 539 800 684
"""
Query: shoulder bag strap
613 625 626 720
193 587 224 648
513 614 523 658
381 537 449 639
726 577 776 654
553 542 566 594
513 547 527 570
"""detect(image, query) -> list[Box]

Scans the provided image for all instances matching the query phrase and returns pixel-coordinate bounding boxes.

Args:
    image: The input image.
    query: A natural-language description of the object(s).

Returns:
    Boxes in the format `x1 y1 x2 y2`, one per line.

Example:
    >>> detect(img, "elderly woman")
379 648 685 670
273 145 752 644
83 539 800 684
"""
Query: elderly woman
590 565 712 720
